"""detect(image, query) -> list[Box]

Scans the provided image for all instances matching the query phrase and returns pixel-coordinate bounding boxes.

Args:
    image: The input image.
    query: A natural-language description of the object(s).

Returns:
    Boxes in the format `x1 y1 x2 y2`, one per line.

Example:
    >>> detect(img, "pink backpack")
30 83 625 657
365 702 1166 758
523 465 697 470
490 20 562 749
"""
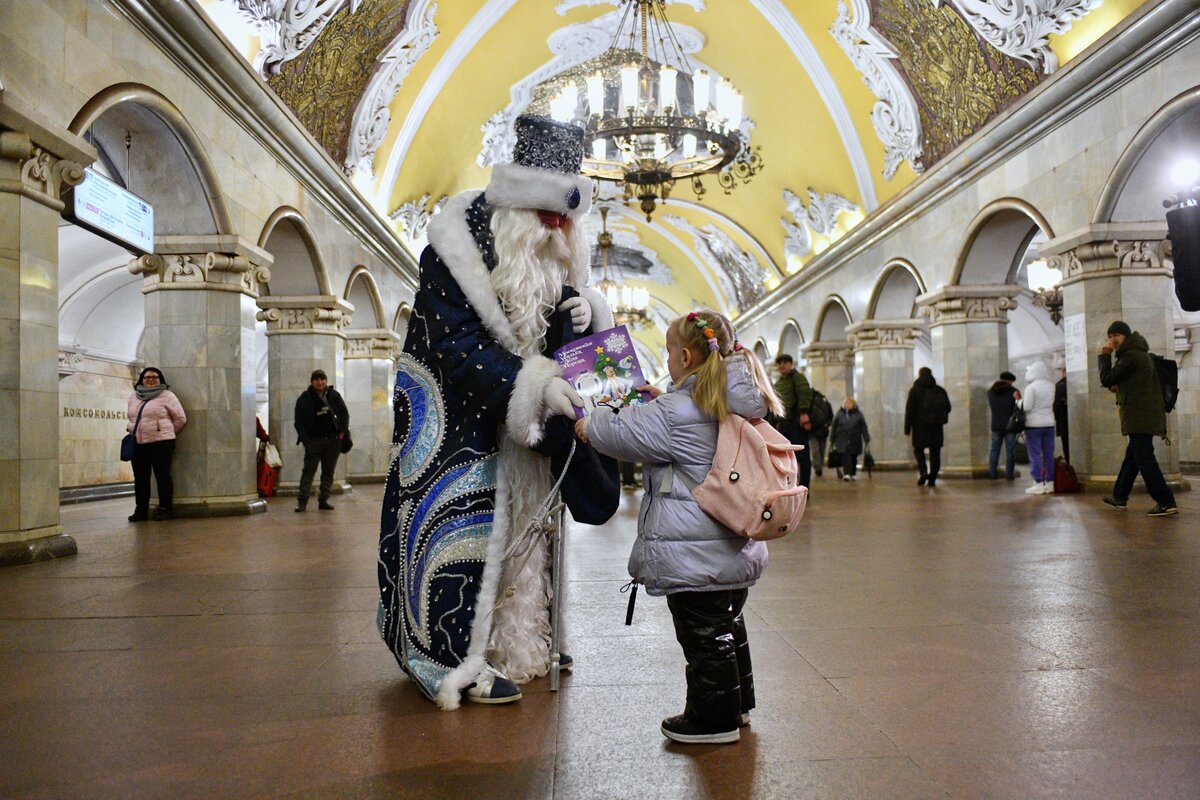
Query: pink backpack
686 415 808 541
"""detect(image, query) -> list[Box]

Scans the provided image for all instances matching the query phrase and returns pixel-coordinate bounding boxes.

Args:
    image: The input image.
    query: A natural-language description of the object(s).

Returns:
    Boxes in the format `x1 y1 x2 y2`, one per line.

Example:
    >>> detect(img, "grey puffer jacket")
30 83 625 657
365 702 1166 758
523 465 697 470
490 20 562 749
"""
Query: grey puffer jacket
585 355 770 596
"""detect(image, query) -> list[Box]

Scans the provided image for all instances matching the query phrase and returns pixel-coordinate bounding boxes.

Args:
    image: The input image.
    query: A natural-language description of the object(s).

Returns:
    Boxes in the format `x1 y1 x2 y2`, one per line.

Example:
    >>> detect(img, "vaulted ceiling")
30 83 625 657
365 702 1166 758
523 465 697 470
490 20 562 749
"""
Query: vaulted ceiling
200 0 1144 359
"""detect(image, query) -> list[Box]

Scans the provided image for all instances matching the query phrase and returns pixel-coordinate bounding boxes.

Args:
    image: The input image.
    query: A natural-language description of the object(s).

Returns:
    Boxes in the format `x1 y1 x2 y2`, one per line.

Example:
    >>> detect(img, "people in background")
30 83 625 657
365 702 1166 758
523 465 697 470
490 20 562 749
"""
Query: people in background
1098 321 1177 516
829 397 870 482
1019 361 1057 495
904 367 951 488
808 388 834 477
293 369 349 512
126 367 186 522
1054 367 1069 464
771 354 813 488
987 371 1021 480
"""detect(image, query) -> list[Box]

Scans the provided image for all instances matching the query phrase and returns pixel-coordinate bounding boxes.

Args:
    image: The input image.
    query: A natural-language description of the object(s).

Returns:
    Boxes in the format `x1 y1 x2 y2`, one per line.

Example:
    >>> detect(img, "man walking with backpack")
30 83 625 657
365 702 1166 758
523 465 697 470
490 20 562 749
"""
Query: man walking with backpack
904 367 951 487
1097 321 1178 516
772 354 813 488
808 388 834 477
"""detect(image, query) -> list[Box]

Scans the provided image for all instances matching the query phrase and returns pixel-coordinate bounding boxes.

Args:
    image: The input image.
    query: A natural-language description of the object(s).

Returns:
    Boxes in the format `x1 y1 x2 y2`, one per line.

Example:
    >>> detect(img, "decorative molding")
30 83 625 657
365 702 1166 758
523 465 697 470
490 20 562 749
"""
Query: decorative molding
256 296 353 335
601 206 676 285
345 0 438 177
555 0 705 13
830 0 924 179
663 214 767 311
935 0 1103 74
801 341 854 366
0 132 86 211
846 319 925 351
390 193 448 252
917 285 1020 326
1042 234 1174 286
344 328 402 359
57 349 85 378
231 0 359 78
128 251 271 297
781 188 859 259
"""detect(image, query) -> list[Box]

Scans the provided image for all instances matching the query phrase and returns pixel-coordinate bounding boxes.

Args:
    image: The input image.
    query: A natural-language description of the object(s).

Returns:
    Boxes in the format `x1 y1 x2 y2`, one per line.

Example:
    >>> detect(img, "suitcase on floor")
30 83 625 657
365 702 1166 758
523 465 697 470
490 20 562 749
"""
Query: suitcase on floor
1053 457 1081 494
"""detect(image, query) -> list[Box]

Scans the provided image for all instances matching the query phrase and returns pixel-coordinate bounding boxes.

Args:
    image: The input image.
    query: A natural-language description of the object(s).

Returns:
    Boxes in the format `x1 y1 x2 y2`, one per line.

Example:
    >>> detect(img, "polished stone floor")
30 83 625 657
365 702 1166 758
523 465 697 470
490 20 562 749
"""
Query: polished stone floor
1 473 1198 799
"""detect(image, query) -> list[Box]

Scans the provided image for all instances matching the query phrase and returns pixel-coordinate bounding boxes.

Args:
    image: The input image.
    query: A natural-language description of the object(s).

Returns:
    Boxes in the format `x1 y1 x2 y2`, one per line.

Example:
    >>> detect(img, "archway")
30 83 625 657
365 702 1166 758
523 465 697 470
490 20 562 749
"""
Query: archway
343 267 399 482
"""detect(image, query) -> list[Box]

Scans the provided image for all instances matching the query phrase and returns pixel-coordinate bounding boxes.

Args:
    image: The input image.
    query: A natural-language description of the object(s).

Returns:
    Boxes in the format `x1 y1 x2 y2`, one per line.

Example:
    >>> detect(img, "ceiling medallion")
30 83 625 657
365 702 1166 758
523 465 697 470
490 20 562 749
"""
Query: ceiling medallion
545 0 763 222
595 207 650 326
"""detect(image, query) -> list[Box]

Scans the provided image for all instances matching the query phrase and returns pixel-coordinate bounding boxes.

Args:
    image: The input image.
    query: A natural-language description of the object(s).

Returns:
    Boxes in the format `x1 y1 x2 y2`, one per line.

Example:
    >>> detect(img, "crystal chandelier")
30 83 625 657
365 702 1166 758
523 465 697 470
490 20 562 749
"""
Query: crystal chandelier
595 207 649 326
546 0 763 222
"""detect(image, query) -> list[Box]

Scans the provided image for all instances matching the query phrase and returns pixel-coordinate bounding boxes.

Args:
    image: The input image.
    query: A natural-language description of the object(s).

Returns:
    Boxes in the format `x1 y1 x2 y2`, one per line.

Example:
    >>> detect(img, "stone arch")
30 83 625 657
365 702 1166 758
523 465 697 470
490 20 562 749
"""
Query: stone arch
752 338 770 364
344 266 386 329
813 296 852 342
68 83 234 236
393 302 412 340
257 207 332 296
1095 85 1200 223
950 199 1055 286
866 258 926 320
777 319 804 359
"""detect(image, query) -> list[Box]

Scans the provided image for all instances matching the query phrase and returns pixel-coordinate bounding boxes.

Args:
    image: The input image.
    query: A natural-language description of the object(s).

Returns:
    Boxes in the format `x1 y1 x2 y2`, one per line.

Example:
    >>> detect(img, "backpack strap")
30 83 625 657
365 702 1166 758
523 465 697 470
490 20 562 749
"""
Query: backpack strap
658 464 698 495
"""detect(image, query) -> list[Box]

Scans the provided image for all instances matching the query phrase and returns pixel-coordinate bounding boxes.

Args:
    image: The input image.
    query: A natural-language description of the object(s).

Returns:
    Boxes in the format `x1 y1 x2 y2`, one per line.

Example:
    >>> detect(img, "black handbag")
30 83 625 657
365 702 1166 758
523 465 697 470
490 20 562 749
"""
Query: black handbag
121 401 147 462
827 448 840 469
340 431 353 453
1006 406 1026 434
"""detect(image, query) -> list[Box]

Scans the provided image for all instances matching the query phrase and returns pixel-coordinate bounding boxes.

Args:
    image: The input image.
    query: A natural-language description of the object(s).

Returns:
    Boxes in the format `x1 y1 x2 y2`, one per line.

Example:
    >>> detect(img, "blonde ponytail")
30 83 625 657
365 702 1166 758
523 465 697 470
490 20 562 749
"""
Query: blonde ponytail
673 310 734 421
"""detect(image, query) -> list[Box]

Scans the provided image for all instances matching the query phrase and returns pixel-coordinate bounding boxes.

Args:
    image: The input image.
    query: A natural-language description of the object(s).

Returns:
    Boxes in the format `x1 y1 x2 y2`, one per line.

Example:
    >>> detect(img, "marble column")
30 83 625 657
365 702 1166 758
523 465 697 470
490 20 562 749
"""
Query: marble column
800 341 854 408
1042 228 1184 490
918 285 1021 478
847 320 924 469
256 296 354 496
129 235 272 516
343 328 401 483
0 98 92 565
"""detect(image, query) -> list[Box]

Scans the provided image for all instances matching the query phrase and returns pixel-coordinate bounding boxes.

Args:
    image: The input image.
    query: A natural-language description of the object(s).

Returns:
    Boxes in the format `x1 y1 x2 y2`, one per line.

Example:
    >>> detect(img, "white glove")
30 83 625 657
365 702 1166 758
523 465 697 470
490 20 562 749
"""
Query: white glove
558 296 592 334
543 378 584 419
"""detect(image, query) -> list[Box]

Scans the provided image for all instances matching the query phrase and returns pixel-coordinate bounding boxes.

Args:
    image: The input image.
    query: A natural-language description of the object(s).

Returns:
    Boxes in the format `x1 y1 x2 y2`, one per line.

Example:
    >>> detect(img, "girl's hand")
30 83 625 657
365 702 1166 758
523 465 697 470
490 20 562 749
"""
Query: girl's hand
574 417 589 443
638 384 664 399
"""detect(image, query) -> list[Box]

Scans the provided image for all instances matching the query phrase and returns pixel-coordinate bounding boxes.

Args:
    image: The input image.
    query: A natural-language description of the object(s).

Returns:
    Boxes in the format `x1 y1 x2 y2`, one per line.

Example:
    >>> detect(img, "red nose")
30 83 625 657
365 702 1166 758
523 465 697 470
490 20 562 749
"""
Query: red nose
537 209 567 229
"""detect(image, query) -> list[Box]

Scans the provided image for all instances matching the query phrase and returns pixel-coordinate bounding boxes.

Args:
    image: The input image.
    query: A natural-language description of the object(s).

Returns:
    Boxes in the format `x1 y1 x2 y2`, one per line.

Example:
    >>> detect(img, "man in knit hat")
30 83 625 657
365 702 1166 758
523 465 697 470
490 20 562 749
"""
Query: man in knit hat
378 115 618 709
1097 320 1177 516
293 369 349 512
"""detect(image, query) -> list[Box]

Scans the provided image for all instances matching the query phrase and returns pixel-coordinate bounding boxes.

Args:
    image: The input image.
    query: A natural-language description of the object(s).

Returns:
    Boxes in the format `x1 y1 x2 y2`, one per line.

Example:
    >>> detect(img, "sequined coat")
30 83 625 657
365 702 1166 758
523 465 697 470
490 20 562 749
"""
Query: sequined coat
377 190 614 709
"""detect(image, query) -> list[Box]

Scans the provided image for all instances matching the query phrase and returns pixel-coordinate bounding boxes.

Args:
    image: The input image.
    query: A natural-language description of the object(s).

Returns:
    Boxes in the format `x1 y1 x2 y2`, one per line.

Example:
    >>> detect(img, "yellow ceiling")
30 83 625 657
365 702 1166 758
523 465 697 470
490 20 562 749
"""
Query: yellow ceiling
199 0 1146 332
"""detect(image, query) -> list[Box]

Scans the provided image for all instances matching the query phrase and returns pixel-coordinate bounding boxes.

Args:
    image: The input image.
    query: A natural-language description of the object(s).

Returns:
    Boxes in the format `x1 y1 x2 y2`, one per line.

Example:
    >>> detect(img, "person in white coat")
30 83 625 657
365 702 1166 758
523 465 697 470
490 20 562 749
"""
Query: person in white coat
1019 361 1057 494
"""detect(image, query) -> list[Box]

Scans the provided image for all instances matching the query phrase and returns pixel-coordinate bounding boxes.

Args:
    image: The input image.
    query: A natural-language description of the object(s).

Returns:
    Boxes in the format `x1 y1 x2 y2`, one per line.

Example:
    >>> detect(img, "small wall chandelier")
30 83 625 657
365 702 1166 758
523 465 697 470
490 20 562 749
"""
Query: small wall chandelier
546 0 763 222
595 207 650 326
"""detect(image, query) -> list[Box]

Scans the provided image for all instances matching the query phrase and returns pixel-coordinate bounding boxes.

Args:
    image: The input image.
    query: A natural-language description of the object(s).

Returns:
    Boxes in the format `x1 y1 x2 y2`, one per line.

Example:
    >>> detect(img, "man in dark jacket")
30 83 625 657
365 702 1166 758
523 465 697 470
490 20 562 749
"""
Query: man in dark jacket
1053 368 1069 464
1097 321 1177 516
293 369 350 512
987 371 1020 480
772 354 813 488
904 367 951 487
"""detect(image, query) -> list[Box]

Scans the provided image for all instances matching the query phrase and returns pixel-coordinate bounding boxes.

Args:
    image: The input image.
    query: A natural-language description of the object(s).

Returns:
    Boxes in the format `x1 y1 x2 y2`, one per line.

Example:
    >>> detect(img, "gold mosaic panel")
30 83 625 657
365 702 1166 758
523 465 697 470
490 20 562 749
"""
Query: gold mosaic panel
268 0 411 168
872 0 1042 167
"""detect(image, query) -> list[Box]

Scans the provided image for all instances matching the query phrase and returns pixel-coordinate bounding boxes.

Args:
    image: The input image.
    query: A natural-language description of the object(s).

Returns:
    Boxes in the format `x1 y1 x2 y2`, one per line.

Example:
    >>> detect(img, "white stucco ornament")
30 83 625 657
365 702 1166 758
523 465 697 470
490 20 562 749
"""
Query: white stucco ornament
934 0 1103 74
230 0 361 78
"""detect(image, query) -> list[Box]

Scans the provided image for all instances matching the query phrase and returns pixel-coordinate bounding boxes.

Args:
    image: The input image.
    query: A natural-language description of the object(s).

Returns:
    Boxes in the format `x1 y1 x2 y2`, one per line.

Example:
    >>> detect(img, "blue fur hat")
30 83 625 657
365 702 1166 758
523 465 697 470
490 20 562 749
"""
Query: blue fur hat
486 115 593 218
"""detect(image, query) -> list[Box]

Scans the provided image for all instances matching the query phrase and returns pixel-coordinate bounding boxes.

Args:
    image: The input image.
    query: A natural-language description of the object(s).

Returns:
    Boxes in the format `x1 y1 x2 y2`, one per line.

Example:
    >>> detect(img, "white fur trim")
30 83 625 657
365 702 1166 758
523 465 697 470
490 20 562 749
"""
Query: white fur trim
487 162 593 218
578 287 614 332
506 355 561 448
426 191 519 354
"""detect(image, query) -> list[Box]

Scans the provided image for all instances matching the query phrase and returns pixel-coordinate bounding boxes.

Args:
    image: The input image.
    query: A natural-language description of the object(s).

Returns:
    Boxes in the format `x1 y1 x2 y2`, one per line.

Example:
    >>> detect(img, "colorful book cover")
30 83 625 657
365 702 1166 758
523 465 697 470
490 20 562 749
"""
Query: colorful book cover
553 325 652 419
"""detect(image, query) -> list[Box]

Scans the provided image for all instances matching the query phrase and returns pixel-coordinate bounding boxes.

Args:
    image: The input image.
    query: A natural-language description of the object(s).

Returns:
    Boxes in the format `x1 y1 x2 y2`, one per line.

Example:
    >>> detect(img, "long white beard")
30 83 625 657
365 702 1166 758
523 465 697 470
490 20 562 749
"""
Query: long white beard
490 208 587 357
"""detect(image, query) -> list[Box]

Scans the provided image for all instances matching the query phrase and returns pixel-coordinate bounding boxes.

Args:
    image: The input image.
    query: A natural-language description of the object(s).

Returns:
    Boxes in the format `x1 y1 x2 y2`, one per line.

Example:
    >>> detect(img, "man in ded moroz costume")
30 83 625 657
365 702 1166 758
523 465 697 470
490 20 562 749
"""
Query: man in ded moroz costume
379 115 618 708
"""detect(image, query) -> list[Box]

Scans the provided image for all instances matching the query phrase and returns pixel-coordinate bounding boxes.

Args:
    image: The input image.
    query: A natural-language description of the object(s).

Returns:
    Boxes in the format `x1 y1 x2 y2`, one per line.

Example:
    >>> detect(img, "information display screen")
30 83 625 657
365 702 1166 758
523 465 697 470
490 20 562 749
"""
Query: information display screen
64 168 154 254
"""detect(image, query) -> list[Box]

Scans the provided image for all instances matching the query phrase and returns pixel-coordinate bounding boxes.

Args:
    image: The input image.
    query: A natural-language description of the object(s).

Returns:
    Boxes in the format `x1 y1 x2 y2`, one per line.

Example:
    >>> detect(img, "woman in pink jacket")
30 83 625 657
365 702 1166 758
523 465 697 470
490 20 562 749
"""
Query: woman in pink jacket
126 367 186 521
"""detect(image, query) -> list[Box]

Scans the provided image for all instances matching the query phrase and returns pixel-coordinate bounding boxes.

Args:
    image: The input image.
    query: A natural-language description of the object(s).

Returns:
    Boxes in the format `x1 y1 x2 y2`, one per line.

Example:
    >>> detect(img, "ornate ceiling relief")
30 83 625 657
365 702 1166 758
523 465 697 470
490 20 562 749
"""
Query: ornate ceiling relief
663 215 768 311
389 193 447 252
781 188 859 259
555 0 705 12
230 0 359 77
599 209 677 286
933 0 1103 74
871 0 1041 168
345 0 438 177
831 0 924 179
267 0 411 168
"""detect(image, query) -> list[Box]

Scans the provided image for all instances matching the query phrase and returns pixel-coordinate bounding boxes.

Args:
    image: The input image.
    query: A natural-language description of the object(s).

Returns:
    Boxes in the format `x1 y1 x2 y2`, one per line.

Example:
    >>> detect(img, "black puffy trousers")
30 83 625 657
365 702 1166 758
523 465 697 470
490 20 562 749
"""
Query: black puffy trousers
666 588 755 729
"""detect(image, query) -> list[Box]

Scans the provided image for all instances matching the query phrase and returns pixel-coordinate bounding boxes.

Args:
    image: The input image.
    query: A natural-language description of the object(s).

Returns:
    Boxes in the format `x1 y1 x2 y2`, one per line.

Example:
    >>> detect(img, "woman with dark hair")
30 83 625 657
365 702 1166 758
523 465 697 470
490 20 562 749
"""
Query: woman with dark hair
126 367 186 521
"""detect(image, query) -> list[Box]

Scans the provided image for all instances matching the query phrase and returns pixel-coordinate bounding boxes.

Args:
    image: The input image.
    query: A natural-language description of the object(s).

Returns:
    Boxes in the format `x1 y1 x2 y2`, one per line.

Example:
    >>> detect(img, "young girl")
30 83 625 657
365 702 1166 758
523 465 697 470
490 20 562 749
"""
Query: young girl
576 310 782 744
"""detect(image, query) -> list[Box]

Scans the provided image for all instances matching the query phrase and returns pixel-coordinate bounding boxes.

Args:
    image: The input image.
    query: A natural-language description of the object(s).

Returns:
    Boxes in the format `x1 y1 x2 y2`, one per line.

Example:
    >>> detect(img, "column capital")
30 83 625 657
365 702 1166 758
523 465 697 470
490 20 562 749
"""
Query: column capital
1 92 95 211
128 235 274 297
256 295 354 336
344 328 402 360
846 319 926 351
800 340 854 366
917 284 1020 327
1038 223 1172 286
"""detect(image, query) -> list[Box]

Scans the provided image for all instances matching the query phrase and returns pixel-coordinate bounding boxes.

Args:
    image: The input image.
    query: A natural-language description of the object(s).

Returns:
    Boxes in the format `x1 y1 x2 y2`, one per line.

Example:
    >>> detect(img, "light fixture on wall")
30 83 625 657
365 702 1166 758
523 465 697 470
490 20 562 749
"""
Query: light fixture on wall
595 207 649 326
545 0 763 222
1027 258 1064 325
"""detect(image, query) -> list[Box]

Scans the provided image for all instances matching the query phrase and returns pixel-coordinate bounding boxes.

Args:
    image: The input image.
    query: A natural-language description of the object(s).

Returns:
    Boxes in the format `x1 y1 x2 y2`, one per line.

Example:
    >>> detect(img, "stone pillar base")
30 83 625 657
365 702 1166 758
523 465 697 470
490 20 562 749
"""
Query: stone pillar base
0 531 77 568
173 497 268 518
346 473 388 484
1079 475 1191 494
938 465 994 479
274 480 353 497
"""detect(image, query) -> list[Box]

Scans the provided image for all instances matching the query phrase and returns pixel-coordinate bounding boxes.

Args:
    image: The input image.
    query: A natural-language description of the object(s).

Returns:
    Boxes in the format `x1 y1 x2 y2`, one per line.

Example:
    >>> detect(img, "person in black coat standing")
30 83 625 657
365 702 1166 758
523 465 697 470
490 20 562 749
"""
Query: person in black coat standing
904 367 951 487
829 397 870 481
293 369 350 512
1053 367 1069 464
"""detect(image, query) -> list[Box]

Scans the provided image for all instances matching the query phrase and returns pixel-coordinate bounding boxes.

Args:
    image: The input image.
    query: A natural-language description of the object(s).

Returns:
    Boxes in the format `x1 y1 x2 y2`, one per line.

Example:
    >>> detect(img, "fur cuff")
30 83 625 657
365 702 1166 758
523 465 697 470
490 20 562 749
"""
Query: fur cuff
506 355 562 448
578 287 614 332
487 163 593 218
435 653 486 711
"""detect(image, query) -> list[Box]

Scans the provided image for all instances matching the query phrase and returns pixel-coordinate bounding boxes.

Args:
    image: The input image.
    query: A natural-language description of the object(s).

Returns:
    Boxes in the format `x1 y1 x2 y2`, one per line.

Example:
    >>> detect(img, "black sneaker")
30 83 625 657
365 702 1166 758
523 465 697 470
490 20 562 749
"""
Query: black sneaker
557 653 573 672
1101 496 1127 511
152 508 172 521
917 475 927 486
318 501 335 511
660 714 740 744
295 500 307 513
128 511 148 522
1147 504 1178 517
